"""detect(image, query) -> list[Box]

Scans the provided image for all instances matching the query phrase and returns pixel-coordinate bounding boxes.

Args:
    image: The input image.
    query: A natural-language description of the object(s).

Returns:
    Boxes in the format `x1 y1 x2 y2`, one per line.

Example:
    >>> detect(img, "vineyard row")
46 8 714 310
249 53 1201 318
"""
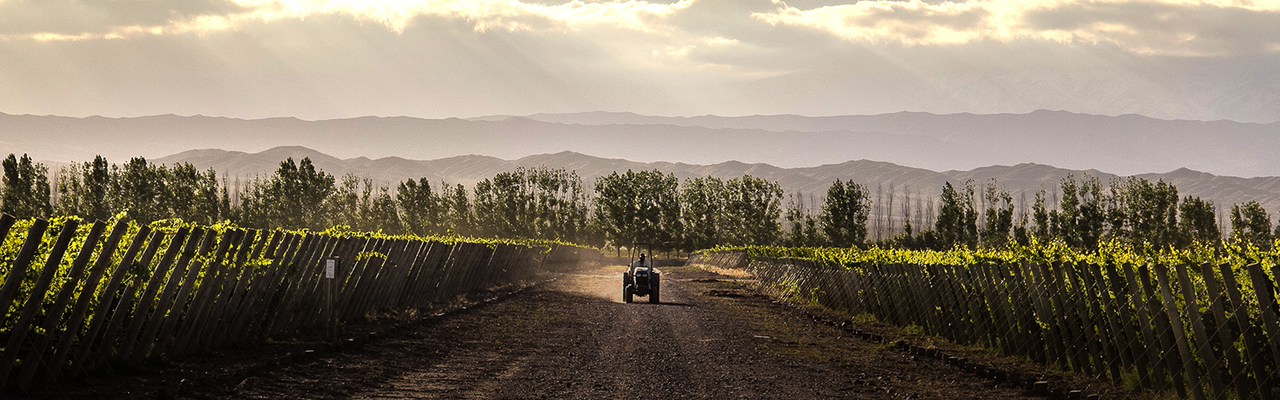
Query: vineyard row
690 251 1280 399
0 214 600 392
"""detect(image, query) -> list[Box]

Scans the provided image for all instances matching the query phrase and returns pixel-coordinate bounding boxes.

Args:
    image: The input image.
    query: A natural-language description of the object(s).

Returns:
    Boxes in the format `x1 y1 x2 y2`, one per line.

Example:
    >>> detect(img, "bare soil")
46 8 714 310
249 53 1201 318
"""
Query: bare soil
15 265 1153 399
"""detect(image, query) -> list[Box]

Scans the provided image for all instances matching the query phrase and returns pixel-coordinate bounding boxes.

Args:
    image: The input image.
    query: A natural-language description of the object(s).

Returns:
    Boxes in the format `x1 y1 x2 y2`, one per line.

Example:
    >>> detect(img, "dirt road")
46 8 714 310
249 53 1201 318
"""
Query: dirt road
32 265 1135 399
220 265 1036 399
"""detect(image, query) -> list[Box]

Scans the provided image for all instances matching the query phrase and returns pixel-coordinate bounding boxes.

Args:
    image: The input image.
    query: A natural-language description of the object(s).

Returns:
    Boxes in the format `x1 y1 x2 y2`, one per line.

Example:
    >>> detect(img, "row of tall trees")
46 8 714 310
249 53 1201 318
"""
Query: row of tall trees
4 153 1278 252
2 155 784 252
473 167 590 241
1 154 52 220
594 172 785 253
841 175 1265 251
11 155 228 224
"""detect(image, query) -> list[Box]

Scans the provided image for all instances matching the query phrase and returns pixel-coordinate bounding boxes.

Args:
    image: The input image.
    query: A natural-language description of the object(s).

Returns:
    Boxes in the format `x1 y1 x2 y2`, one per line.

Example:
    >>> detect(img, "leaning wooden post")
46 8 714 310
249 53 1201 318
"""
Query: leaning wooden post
1245 264 1280 396
42 220 129 384
1154 263 1206 400
1220 264 1274 399
0 220 77 389
1123 263 1165 392
1172 262 1225 398
0 220 50 330
324 256 339 341
18 221 107 388
1198 263 1252 399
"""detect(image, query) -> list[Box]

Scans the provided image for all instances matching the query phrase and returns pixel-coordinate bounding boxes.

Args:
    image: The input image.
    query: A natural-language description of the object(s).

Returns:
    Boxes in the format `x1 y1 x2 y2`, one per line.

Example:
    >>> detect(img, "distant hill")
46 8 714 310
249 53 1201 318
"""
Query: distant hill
5 110 1279 178
494 110 1280 177
150 146 1280 225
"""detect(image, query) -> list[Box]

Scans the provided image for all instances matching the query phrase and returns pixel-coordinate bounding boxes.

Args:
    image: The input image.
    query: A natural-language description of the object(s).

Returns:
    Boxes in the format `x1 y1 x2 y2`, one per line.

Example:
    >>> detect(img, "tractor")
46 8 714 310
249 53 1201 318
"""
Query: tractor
622 242 660 304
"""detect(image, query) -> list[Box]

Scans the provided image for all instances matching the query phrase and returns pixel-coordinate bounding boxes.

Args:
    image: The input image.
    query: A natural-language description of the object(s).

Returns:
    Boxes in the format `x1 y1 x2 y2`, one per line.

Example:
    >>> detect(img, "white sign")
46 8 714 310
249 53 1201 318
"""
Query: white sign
325 259 336 279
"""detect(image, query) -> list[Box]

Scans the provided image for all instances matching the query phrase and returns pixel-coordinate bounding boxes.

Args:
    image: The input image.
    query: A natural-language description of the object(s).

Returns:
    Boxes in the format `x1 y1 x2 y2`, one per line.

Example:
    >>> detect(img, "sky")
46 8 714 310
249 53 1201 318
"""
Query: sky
1 0 1278 123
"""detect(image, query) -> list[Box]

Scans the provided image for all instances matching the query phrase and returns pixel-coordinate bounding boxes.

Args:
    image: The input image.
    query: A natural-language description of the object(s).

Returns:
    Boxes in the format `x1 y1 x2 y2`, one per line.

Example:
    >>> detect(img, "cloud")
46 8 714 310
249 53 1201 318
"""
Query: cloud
2 0 1279 123
0 0 698 41
753 0 1280 56
8 0 1278 56
232 0 699 33
754 1 992 45
1019 1 1280 56
0 0 248 39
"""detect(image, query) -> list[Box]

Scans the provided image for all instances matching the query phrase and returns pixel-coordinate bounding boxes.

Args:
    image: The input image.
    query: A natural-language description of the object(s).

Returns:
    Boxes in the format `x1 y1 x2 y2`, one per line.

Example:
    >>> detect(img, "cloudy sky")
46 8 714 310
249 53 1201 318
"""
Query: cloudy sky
1 0 1278 122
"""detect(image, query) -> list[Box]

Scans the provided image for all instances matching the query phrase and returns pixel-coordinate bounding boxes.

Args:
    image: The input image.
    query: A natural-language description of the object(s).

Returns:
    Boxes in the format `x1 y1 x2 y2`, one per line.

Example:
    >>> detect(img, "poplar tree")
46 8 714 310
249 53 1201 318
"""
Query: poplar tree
447 183 474 236
239 157 335 230
398 178 448 236
594 169 681 252
164 162 222 224
980 182 1014 249
1178 196 1220 243
1 153 52 218
723 175 782 246
1230 200 1272 249
473 167 589 241
81 156 112 221
1109 177 1180 249
819 179 871 248
680 176 726 251
935 181 978 249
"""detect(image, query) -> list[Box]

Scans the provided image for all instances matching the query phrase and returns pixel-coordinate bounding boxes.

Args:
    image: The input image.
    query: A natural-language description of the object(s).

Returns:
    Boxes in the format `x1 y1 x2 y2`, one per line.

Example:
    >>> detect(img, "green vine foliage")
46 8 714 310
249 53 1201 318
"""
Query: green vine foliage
0 212 606 343
703 237 1280 272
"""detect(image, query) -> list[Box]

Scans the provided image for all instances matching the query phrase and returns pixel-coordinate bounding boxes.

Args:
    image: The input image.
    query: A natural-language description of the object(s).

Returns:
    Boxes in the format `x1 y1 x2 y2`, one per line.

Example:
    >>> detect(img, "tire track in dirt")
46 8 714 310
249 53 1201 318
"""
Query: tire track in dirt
348 267 905 399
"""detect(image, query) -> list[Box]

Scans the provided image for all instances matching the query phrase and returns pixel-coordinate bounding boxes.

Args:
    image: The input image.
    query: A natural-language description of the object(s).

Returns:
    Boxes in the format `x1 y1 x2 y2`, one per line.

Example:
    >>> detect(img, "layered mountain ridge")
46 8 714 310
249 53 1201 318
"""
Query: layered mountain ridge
4 109 1278 178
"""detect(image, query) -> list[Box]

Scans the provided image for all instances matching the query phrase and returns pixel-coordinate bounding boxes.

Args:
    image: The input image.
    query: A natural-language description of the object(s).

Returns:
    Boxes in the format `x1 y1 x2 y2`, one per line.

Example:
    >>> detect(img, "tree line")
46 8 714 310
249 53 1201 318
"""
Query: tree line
2 153 1275 253
789 174 1271 252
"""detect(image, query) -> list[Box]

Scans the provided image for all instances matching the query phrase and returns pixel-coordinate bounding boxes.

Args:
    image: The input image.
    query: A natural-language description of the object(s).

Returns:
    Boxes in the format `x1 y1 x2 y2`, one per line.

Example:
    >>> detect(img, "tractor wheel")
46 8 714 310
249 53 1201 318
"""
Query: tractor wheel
649 273 660 304
623 284 633 303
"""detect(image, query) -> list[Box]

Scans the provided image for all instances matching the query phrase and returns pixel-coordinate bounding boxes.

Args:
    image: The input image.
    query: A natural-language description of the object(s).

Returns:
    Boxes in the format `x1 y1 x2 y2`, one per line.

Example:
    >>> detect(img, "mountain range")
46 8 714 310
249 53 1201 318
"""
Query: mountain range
490 110 1280 178
6 109 1280 223
146 146 1280 226
4 110 1279 178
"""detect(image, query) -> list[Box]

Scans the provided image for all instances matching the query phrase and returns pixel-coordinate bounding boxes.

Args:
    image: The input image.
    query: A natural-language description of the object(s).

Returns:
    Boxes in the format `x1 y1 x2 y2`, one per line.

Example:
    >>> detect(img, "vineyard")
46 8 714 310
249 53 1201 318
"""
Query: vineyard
0 213 600 392
691 247 1280 399
9 151 1280 398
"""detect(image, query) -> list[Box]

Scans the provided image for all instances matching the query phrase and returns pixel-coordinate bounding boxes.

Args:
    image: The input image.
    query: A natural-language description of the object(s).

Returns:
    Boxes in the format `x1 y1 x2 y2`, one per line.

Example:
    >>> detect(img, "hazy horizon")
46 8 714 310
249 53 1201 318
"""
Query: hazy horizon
5 110 1279 179
5 107 1272 124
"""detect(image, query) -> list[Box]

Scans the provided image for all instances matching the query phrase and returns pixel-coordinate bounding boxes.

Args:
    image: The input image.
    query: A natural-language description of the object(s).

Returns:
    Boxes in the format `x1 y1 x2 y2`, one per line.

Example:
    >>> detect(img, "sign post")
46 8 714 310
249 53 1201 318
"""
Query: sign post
324 257 338 340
